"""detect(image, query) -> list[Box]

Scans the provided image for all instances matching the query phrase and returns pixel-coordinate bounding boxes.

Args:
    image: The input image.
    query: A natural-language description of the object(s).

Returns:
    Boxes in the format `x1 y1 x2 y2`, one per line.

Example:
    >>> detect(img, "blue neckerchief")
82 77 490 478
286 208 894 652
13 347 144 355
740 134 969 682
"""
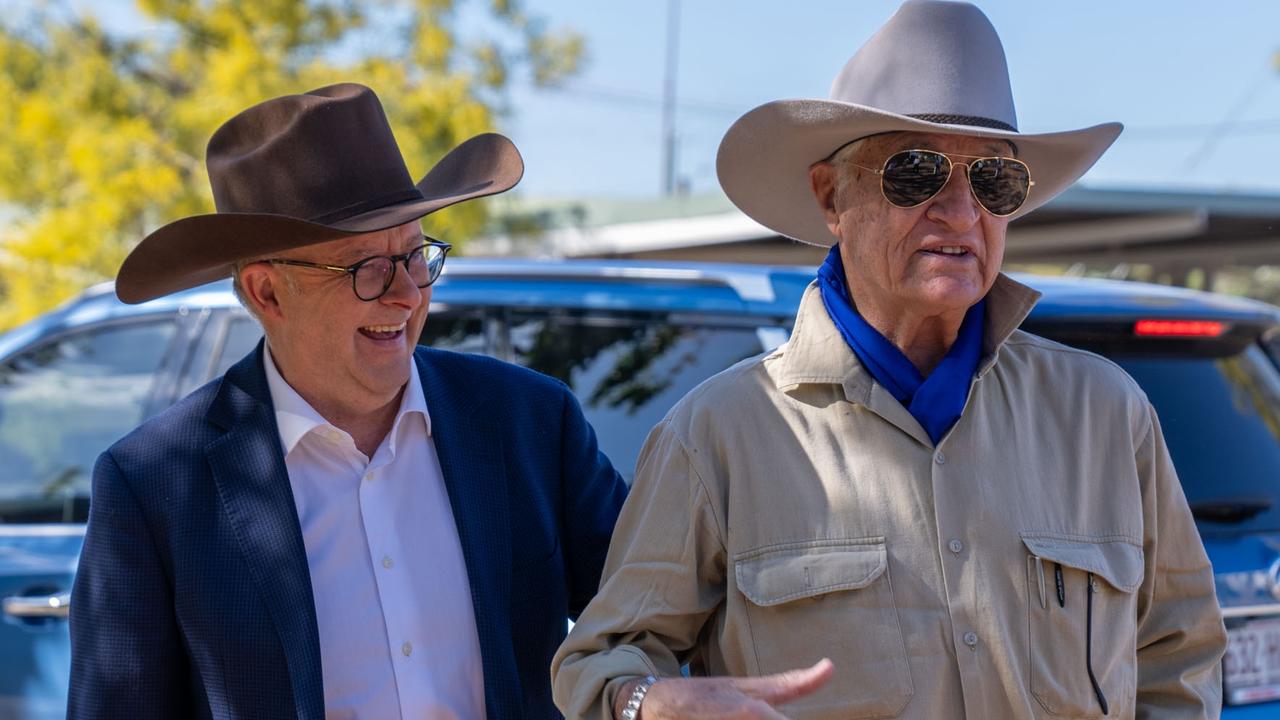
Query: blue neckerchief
816 245 986 445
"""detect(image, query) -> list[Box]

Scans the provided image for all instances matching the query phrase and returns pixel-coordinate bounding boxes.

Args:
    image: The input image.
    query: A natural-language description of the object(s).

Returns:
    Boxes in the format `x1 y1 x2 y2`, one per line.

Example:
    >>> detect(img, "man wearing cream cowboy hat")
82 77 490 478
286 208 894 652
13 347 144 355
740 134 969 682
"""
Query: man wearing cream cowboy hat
553 2 1226 718
68 83 627 719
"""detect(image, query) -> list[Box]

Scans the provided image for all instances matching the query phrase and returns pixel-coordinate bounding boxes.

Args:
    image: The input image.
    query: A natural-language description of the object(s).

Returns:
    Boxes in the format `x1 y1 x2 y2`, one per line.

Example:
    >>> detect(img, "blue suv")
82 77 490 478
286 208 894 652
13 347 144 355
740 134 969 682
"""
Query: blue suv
1 259 1278 718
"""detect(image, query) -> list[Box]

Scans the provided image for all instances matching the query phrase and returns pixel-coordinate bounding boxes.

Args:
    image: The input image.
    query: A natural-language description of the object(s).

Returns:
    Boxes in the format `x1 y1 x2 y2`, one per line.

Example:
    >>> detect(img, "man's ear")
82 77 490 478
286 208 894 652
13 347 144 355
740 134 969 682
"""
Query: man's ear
238 264 287 321
809 162 843 238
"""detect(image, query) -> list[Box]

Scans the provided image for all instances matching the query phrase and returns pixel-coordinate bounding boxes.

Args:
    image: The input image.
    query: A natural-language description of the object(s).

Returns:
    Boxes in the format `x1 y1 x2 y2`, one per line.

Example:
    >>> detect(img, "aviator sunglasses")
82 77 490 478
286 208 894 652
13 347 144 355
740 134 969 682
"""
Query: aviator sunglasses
848 149 1035 217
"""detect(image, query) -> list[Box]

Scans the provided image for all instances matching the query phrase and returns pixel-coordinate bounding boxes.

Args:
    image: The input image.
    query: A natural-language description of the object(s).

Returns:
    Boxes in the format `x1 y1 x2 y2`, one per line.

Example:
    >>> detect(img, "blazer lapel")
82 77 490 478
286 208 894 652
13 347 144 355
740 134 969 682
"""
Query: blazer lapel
416 349 516 717
206 343 325 720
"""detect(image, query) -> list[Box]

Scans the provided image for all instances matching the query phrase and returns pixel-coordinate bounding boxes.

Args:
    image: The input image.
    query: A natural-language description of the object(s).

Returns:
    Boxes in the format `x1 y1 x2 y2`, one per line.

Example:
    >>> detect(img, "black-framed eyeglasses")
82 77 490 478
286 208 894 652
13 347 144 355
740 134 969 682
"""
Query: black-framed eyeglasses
849 149 1035 217
263 237 452 301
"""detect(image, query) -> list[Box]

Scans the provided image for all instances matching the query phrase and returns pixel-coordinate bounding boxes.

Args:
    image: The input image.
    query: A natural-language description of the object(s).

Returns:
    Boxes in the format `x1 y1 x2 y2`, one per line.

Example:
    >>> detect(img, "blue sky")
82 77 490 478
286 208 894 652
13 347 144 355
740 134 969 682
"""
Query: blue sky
81 1 1280 199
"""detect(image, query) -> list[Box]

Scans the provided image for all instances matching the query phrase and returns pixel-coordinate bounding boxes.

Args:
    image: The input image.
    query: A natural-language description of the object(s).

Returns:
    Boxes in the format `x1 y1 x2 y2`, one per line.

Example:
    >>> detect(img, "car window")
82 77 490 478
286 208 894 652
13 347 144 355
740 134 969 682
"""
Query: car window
506 310 767 480
420 310 490 354
0 319 178 524
1109 344 1280 534
213 316 266 378
174 313 264 398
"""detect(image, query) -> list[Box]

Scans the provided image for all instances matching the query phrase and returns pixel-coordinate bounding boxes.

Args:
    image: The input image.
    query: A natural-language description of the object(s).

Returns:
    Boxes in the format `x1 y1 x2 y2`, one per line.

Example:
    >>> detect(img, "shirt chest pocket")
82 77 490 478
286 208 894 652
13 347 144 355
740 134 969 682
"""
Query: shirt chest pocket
734 539 913 719
1021 534 1144 719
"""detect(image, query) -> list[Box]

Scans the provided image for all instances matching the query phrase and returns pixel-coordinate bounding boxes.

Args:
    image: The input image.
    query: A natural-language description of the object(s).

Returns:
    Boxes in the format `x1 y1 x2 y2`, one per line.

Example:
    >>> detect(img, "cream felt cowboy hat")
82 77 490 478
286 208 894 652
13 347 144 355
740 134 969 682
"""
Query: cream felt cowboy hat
116 83 523 304
716 0 1123 246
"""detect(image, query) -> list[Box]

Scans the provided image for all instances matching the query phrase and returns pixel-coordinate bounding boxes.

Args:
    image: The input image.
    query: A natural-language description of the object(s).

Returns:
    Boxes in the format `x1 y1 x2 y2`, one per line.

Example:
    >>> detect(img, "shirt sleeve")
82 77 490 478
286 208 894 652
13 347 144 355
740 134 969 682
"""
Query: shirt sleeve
1134 404 1228 718
557 384 629 618
552 418 728 719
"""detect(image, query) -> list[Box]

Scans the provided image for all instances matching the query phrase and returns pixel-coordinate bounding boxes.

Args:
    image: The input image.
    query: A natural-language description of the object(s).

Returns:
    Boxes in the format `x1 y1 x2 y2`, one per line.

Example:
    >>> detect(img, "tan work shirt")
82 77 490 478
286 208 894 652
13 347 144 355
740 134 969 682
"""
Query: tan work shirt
553 275 1226 719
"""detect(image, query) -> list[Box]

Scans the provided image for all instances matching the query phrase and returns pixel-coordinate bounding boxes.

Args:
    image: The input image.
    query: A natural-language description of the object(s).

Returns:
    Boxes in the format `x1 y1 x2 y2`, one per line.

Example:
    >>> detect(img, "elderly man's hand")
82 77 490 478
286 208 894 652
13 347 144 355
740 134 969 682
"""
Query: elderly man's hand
615 658 834 719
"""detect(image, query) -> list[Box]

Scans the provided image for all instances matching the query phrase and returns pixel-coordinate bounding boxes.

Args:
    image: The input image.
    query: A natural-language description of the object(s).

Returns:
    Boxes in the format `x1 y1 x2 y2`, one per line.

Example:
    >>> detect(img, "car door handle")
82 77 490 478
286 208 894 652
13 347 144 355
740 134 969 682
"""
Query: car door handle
3 591 71 619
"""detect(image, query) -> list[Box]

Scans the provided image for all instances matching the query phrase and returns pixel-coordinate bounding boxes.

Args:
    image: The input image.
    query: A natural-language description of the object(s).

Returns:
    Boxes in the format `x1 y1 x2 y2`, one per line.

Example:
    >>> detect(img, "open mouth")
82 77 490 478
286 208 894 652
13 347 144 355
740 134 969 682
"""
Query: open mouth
358 322 407 341
921 246 971 258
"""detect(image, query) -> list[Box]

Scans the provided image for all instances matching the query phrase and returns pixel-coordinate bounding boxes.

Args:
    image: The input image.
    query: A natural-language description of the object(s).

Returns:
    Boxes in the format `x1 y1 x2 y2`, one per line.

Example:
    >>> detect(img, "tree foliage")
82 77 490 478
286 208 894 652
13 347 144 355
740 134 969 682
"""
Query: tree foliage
0 0 583 328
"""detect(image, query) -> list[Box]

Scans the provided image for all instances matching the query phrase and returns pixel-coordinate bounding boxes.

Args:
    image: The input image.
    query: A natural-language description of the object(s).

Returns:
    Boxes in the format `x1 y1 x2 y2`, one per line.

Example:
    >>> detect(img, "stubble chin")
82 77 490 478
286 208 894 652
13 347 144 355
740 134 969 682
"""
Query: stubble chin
911 273 987 312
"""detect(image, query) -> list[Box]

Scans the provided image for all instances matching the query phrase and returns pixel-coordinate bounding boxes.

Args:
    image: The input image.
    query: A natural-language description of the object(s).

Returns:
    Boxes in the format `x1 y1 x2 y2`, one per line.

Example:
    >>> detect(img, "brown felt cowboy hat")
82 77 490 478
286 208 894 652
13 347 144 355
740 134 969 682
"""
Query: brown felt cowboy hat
116 82 523 304
716 0 1123 246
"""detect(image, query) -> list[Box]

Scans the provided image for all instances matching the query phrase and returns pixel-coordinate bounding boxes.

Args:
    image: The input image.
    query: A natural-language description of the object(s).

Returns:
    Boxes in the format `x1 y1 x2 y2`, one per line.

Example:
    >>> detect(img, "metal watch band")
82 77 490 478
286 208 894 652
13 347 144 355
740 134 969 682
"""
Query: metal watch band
619 675 658 720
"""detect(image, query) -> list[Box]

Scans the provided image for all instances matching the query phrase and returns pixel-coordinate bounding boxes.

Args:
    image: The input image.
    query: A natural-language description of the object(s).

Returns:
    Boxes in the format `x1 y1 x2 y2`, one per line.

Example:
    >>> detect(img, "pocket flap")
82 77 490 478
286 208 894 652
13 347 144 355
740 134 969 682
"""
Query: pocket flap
1020 534 1144 593
735 540 887 607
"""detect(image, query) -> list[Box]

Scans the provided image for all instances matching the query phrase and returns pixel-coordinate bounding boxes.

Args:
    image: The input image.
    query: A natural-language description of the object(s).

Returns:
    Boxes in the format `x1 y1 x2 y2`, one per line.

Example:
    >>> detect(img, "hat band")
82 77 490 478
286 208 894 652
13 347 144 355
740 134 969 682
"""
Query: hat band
307 188 426 224
907 113 1016 132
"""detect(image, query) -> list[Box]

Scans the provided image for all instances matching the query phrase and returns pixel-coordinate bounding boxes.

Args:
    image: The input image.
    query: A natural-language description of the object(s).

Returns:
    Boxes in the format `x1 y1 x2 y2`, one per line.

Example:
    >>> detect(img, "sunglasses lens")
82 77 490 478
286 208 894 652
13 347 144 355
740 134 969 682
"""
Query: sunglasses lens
878 150 1031 216
968 157 1031 216
880 150 952 207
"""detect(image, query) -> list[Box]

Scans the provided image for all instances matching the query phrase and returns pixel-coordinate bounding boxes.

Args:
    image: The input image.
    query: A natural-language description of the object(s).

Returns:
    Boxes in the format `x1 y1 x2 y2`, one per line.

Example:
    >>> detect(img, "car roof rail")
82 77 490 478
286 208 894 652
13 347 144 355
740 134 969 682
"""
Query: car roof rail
442 258 807 303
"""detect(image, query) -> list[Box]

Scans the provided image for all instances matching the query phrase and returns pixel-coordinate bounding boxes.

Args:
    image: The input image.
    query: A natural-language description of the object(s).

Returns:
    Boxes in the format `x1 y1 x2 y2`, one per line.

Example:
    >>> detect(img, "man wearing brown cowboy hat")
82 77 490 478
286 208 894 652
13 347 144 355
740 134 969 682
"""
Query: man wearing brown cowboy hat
553 2 1226 718
67 83 627 720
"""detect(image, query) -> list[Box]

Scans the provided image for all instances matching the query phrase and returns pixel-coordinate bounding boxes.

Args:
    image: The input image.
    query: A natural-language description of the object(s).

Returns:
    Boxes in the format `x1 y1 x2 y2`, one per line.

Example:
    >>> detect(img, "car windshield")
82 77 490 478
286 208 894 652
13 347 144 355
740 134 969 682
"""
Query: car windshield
1106 344 1280 535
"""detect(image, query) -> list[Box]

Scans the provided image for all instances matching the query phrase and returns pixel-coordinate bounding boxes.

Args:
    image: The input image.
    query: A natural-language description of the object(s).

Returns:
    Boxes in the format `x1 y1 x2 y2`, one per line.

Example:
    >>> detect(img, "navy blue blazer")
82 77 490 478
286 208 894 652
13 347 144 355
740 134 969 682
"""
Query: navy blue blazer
68 344 627 719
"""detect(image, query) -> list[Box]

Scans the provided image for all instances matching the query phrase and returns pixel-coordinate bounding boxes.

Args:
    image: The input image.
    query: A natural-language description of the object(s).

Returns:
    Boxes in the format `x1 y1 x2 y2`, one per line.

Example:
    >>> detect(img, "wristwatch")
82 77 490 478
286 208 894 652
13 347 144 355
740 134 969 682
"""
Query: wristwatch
619 675 658 720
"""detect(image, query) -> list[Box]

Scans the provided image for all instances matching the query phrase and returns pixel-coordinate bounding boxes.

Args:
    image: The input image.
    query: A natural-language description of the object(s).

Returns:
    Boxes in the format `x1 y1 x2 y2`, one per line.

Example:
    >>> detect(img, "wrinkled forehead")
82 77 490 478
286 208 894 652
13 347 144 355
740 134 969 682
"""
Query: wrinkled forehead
293 221 424 263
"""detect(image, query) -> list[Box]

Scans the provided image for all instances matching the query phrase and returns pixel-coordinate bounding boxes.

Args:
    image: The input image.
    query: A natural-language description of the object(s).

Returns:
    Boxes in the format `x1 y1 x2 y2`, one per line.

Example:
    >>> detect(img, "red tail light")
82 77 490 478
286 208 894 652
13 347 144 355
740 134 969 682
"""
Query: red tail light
1134 319 1227 337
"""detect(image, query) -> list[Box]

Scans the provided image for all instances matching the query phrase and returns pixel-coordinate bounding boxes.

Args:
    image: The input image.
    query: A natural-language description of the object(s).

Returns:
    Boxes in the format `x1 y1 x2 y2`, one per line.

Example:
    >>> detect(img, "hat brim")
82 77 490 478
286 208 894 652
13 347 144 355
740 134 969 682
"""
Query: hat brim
116 132 524 304
716 99 1122 246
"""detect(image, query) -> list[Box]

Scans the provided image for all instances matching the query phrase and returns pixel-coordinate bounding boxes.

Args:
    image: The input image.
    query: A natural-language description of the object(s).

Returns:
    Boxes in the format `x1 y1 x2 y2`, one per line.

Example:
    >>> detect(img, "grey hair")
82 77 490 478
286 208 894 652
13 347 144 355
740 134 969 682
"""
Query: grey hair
232 257 298 323
828 137 875 206
231 260 257 320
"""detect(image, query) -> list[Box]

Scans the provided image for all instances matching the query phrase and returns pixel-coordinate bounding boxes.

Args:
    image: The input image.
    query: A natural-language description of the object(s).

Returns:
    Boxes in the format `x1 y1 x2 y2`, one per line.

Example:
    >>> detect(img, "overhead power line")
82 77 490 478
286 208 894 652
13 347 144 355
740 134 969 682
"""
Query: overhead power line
537 82 745 117
1181 63 1277 169
544 83 1280 139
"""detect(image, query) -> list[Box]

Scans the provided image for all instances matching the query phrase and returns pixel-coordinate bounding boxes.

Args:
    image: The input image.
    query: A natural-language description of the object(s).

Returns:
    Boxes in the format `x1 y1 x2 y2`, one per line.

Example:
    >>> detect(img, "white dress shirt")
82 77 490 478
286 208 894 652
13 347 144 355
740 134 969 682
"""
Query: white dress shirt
263 346 486 720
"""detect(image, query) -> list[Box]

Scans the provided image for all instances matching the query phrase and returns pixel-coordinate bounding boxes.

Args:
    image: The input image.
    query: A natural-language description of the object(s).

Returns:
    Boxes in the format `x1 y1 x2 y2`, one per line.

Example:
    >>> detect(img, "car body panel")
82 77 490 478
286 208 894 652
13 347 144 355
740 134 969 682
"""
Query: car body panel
0 527 81 720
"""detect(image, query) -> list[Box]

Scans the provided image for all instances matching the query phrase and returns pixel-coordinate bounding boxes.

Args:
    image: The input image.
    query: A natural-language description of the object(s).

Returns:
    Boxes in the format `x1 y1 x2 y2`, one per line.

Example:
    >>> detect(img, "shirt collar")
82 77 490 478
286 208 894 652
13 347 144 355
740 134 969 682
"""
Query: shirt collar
977 273 1043 373
262 344 432 458
771 272 1041 401
391 357 431 451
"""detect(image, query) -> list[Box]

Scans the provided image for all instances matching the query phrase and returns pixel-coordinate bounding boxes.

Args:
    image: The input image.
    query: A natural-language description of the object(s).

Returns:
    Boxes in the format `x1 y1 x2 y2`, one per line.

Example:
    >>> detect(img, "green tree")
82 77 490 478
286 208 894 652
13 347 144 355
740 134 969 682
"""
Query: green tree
0 0 582 328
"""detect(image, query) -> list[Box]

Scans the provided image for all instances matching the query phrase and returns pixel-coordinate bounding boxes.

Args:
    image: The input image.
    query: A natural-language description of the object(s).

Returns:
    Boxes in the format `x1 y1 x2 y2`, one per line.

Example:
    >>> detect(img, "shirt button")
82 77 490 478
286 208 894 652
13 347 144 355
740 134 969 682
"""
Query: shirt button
382 555 394 569
363 471 374 482
948 539 964 554
934 452 947 465
963 631 979 648
401 641 413 657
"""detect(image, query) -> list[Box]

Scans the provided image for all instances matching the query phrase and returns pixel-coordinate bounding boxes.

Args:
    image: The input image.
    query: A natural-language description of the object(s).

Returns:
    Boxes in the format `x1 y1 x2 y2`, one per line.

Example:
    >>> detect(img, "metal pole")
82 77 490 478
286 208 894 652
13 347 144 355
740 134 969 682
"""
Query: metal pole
661 0 680 195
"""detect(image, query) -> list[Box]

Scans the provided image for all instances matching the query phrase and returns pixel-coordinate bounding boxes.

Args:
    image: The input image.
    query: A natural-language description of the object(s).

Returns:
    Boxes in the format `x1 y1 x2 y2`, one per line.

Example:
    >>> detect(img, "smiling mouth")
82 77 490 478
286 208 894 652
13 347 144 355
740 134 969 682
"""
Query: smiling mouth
921 246 971 257
358 322 407 341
